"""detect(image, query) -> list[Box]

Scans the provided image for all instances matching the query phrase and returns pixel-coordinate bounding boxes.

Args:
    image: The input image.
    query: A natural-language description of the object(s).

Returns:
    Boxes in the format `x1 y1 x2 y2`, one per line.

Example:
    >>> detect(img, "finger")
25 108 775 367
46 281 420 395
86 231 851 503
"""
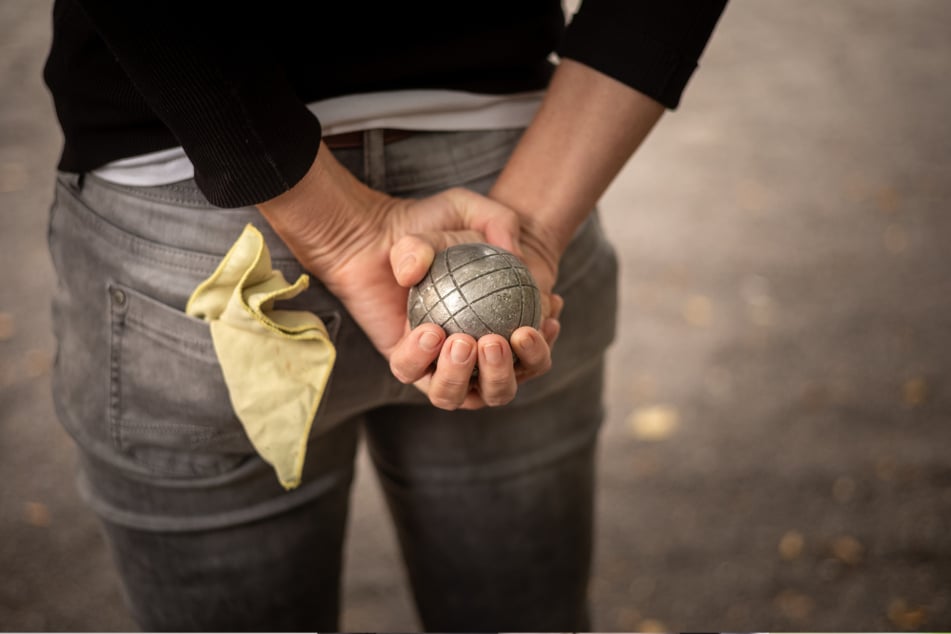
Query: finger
412 373 487 411
549 293 565 320
390 230 487 287
510 326 552 383
537 286 561 322
427 333 478 410
389 324 445 384
475 335 518 406
541 317 561 348
541 293 564 346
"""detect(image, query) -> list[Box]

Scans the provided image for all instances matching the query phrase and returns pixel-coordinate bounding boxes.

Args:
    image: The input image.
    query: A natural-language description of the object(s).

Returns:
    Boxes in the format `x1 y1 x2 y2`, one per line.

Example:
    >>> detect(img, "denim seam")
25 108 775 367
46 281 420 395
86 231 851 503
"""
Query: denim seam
124 313 217 363
127 453 244 478
119 422 245 439
107 189 211 207
108 286 126 450
125 300 341 355
61 192 216 273
87 176 217 208
63 183 303 272
368 417 600 488
77 466 354 532
51 391 256 486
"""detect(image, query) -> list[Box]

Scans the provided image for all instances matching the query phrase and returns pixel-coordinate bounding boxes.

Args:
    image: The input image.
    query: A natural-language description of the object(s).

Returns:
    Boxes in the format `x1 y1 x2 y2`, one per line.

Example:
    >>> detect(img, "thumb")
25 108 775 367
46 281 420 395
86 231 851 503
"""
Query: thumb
390 230 487 287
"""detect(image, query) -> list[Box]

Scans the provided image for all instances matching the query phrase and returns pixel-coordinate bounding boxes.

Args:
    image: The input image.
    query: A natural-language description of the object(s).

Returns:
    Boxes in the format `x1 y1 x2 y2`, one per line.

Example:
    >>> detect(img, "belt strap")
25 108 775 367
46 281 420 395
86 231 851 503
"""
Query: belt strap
323 129 416 150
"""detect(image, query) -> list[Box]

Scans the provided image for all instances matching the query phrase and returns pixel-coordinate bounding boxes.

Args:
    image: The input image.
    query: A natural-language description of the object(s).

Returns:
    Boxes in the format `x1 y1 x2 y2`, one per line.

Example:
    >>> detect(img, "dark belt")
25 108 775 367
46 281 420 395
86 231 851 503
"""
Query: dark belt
322 128 417 150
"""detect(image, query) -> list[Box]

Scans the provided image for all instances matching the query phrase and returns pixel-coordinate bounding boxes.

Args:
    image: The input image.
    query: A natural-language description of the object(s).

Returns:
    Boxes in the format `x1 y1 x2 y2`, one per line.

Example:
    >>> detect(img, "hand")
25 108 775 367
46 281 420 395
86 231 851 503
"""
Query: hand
257 143 560 410
387 226 564 410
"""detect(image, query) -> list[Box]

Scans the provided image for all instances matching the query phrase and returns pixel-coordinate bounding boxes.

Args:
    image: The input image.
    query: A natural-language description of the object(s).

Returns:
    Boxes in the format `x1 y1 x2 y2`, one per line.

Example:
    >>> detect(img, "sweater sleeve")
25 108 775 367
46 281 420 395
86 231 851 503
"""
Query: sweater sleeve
75 2 321 208
559 0 728 109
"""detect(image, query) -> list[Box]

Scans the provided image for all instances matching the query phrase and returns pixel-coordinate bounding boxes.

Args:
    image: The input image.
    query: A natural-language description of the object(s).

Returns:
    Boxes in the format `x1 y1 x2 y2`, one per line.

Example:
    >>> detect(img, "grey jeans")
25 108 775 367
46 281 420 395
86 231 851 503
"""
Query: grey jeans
48 129 618 631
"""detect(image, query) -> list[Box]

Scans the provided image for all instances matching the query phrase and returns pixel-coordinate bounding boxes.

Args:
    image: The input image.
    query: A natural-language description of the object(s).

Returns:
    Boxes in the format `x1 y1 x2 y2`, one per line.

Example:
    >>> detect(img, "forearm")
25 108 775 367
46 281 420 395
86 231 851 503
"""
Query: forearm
256 142 393 281
489 58 665 257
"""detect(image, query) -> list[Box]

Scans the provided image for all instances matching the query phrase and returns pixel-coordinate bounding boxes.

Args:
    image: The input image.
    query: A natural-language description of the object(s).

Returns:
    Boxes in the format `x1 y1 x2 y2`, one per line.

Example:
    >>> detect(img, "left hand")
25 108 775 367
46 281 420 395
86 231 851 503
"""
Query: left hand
258 143 561 411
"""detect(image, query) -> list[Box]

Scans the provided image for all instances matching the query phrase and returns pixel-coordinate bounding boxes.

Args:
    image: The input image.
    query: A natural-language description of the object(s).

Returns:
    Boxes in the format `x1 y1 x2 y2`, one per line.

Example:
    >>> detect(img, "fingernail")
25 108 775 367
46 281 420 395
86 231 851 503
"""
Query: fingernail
397 254 417 279
518 332 536 351
451 339 472 363
484 342 503 364
419 331 441 352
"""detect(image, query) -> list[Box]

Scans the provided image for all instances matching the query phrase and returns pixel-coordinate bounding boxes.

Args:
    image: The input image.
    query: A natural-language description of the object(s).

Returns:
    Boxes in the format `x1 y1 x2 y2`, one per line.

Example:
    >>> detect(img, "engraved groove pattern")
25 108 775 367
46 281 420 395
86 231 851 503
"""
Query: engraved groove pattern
407 243 541 340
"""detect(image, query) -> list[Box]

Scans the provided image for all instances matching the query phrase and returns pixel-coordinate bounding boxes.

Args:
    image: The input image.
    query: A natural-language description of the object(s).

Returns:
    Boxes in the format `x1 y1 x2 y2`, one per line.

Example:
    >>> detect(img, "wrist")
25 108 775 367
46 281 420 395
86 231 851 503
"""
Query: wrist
256 143 392 279
488 181 578 259
489 58 665 268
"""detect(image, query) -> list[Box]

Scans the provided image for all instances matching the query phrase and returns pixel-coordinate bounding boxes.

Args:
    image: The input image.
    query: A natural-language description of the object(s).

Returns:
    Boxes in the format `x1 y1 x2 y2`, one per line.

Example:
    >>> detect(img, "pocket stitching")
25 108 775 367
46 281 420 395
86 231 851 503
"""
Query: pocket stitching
125 314 217 363
109 299 124 449
107 283 236 460
119 421 247 442
114 282 218 361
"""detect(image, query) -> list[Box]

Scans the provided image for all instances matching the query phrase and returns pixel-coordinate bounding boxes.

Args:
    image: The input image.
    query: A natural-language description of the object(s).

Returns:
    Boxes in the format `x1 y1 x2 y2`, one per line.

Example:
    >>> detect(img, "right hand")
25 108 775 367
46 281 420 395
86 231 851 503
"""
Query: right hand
387 225 564 410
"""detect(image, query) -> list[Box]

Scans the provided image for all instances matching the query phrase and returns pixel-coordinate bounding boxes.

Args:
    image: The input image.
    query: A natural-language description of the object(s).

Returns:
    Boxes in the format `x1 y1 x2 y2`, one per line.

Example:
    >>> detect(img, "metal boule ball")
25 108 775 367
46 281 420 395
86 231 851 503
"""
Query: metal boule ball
407 242 542 341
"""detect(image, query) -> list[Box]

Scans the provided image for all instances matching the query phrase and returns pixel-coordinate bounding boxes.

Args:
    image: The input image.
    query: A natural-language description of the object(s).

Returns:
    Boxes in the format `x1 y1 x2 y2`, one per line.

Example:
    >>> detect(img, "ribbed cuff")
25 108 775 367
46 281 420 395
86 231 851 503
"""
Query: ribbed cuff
559 2 726 110
183 74 323 208
560 30 696 110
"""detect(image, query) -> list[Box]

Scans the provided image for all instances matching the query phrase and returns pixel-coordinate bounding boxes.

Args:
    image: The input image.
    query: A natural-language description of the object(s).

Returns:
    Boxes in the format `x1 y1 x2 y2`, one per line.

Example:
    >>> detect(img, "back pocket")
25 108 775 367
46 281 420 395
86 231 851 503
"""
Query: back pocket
108 283 250 478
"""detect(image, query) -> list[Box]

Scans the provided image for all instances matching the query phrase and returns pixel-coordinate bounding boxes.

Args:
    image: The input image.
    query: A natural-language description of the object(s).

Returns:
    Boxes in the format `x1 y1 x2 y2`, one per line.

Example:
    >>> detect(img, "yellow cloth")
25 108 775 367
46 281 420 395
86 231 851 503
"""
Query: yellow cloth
186 224 336 490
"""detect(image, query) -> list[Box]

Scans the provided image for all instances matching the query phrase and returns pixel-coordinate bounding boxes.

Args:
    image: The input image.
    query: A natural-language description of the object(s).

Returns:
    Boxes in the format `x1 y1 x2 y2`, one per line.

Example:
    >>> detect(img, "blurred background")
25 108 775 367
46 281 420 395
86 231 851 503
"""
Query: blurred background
1 0 949 630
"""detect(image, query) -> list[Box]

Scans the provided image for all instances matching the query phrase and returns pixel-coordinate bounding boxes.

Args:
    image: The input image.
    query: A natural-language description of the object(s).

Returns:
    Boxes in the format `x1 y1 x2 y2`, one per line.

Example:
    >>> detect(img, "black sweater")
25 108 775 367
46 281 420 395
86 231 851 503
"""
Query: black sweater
44 1 726 207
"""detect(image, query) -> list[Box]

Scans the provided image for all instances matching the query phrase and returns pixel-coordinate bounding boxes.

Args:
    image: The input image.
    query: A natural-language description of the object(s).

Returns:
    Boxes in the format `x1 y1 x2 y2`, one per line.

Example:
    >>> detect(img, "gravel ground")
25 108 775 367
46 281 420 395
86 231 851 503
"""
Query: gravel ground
1 1 949 631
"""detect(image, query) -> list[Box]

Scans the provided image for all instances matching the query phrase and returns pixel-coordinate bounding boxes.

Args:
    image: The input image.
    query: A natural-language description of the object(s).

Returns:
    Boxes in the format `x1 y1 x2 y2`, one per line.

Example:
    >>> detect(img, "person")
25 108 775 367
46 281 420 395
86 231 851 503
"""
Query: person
43 1 726 630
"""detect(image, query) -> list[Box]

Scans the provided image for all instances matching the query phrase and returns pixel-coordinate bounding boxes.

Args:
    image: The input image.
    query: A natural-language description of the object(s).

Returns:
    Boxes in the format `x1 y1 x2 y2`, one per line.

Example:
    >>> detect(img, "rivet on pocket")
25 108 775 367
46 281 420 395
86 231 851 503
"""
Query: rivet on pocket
111 288 127 307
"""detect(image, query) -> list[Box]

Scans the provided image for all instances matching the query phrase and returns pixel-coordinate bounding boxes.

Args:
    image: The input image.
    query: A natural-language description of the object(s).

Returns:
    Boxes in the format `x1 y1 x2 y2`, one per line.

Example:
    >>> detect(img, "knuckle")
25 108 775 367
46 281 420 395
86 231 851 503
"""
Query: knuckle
392 370 414 385
481 372 514 389
436 375 471 391
430 395 461 411
536 357 553 375
530 340 552 361
520 357 551 378
389 360 416 385
483 387 516 407
428 372 473 409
